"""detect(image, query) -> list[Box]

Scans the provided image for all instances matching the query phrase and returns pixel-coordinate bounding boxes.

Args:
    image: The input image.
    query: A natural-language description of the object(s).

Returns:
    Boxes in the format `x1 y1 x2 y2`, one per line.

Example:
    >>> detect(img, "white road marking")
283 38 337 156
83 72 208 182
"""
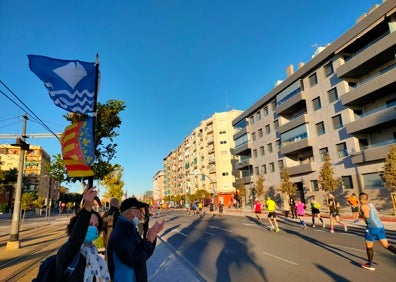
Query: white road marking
261 251 299 265
171 228 187 237
208 225 233 232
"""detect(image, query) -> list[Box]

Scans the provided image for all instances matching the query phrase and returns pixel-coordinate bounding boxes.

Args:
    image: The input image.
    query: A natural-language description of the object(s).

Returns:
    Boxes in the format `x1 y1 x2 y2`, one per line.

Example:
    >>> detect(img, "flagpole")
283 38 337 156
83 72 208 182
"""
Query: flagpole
88 54 100 198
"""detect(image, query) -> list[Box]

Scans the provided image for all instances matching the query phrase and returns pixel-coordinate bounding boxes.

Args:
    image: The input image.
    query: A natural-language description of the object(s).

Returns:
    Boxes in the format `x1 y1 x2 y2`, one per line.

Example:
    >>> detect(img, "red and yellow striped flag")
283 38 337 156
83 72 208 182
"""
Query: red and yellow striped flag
61 117 95 177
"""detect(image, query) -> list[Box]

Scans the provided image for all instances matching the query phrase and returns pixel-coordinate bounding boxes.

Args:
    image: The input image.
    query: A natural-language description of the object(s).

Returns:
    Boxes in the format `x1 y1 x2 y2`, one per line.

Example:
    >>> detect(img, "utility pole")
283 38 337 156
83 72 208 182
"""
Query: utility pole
6 114 28 250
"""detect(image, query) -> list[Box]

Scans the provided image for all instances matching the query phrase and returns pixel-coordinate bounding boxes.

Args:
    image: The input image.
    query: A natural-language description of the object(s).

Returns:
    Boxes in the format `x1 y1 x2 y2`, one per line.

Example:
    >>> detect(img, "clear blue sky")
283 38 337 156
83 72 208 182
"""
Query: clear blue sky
0 0 380 196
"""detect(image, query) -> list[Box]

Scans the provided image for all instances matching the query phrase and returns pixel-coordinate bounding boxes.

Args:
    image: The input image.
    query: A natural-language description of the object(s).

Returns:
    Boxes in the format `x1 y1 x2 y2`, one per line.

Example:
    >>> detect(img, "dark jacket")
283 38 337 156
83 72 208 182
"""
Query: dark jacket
107 216 156 282
56 209 90 282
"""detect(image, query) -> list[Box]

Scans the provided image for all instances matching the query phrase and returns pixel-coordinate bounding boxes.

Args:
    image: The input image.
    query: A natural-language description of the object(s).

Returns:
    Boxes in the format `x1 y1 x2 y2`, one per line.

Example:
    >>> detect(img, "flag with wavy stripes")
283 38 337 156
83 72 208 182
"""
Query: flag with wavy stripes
28 55 97 114
61 117 95 177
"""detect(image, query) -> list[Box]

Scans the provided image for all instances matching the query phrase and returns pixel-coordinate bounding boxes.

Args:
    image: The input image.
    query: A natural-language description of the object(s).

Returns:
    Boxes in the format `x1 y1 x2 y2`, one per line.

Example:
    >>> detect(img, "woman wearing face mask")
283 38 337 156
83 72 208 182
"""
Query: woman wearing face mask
55 185 110 282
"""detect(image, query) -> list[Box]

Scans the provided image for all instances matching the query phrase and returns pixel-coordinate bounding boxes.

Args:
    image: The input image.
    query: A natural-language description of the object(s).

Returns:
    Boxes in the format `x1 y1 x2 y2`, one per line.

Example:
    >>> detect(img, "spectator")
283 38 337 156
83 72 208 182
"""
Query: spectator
107 197 164 282
56 185 110 281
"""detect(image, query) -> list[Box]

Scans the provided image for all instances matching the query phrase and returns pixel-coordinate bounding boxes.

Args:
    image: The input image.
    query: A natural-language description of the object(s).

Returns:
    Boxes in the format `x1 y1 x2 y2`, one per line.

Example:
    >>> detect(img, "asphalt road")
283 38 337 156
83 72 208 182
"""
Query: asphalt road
158 210 396 282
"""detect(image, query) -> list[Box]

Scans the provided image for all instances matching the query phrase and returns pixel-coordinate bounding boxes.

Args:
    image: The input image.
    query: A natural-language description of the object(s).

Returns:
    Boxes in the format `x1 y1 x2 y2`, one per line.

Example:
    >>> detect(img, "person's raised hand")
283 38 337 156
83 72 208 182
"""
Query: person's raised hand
83 183 97 212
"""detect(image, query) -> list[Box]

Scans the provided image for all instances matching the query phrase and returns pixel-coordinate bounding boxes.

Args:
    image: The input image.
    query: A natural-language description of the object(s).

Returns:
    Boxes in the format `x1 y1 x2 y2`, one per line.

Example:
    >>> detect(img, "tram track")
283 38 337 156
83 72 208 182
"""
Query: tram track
0 223 68 282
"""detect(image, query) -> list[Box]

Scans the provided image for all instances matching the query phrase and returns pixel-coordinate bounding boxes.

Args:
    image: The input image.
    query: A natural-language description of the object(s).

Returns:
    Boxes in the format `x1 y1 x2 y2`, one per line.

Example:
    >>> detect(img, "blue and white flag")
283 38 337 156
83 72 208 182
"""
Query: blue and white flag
28 55 97 114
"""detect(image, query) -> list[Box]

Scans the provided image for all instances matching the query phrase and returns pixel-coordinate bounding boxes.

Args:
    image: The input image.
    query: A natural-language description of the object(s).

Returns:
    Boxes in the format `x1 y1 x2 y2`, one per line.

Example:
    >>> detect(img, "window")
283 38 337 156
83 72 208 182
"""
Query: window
276 140 281 151
222 172 229 176
258 128 263 138
316 122 325 135
274 119 279 130
271 100 276 111
257 110 262 120
261 165 267 174
309 73 318 87
362 173 383 189
342 176 353 189
254 167 259 175
319 147 328 161
260 146 265 156
265 124 270 134
332 114 343 129
219 130 226 134
323 62 334 77
269 162 275 172
278 160 284 170
220 140 227 144
313 97 321 111
253 149 258 158
337 142 348 157
252 132 256 141
310 180 319 191
250 116 254 125
328 87 338 103
264 106 269 116
267 143 273 153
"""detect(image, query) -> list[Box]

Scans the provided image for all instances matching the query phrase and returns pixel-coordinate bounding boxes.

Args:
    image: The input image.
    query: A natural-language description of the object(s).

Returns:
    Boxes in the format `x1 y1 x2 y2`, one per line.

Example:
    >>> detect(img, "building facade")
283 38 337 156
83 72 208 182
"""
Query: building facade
152 170 164 202
0 144 59 209
163 110 243 206
232 1 396 212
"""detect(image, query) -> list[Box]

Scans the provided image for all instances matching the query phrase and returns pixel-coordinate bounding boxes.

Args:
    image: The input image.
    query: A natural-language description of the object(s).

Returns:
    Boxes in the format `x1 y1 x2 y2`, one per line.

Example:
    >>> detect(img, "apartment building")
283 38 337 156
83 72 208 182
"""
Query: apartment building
232 0 396 212
0 144 59 209
152 170 164 202
163 110 243 205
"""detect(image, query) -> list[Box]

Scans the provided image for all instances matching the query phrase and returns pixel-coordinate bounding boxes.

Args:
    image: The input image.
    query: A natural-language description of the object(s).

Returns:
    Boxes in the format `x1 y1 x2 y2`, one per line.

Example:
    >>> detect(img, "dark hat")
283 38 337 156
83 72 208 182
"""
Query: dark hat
120 197 148 212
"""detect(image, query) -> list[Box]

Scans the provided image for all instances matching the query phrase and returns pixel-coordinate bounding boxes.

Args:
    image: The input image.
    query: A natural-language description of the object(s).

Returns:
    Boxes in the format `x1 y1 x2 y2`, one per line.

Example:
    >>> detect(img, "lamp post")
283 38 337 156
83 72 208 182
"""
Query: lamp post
6 114 28 250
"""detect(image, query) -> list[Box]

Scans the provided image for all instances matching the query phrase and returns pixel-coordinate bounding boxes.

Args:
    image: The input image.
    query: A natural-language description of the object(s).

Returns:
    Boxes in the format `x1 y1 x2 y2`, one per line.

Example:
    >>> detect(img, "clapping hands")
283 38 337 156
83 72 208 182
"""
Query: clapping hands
147 219 165 243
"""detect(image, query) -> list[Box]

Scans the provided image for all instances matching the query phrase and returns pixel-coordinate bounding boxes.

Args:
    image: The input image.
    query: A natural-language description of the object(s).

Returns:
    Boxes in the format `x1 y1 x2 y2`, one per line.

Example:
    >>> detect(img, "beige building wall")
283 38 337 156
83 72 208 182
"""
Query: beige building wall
163 110 242 203
0 144 57 200
233 1 396 212
152 170 164 202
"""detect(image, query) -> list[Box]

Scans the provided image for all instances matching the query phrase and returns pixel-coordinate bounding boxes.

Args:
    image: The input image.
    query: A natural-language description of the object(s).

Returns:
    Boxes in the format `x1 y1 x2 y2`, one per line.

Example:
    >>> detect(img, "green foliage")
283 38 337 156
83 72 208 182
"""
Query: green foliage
255 174 265 200
237 178 246 199
0 203 7 213
279 168 297 196
382 145 396 192
0 168 18 193
21 192 37 210
100 164 124 201
318 154 341 192
48 99 126 185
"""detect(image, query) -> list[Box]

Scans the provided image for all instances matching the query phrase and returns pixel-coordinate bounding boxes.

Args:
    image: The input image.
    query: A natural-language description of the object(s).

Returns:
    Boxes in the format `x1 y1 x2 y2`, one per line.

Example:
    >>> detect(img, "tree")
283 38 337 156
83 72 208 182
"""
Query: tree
0 168 18 194
236 178 246 206
46 99 126 186
318 154 341 192
279 168 297 196
255 174 265 201
100 165 124 201
382 145 396 192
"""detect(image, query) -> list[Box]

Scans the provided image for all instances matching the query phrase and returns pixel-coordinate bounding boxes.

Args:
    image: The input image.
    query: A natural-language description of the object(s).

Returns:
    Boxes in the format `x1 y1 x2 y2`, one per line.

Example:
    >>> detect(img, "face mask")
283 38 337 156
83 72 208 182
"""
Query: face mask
132 216 140 227
84 226 99 243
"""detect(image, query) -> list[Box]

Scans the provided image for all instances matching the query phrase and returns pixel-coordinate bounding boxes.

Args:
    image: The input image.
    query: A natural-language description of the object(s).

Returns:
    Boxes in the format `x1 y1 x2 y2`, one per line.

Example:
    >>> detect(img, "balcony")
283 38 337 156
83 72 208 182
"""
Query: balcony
288 162 315 176
235 160 250 170
207 136 214 144
276 92 306 116
281 137 313 155
278 114 309 134
350 144 392 164
234 141 251 155
345 106 396 134
340 66 396 106
337 31 396 78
